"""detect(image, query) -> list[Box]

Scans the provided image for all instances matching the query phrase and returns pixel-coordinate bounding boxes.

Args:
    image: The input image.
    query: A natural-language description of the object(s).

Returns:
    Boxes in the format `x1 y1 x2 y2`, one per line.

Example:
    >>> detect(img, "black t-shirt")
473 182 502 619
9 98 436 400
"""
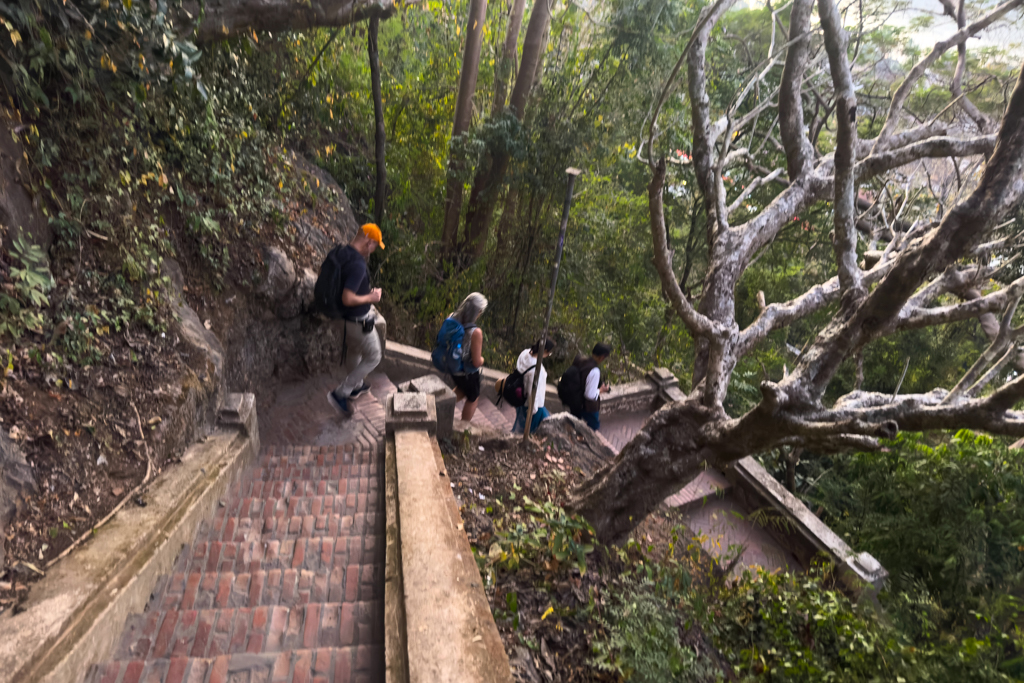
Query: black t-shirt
338 245 371 319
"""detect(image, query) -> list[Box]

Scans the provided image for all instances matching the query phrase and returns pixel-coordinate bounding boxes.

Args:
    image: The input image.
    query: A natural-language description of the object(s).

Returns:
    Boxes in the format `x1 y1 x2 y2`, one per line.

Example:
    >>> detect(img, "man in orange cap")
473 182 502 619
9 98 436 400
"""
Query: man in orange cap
326 223 386 417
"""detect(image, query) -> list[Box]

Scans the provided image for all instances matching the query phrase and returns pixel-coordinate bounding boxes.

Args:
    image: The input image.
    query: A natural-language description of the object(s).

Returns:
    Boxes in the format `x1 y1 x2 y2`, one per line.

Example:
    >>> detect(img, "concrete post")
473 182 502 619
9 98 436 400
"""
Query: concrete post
396 376 456 439
386 392 438 437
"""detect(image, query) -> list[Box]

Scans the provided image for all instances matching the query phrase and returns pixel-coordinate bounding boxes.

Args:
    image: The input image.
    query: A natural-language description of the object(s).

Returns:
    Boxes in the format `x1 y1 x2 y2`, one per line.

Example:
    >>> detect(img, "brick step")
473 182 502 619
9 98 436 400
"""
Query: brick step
174 534 383 578
242 465 382 483
257 452 380 469
477 398 513 432
224 474 379 501
195 513 376 545
147 566 375 611
214 488 378 521
85 645 382 683
257 445 378 465
112 601 381 661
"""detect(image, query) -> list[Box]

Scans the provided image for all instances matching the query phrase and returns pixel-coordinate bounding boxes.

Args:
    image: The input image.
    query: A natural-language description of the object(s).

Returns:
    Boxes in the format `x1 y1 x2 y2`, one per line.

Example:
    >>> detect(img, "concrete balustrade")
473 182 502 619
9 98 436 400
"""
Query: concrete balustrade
384 393 513 683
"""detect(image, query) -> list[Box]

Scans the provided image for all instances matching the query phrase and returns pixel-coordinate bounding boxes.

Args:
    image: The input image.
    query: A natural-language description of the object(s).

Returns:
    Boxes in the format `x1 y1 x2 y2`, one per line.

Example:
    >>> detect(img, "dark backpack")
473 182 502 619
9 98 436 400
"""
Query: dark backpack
313 245 358 319
557 364 584 413
559 357 597 413
498 363 536 408
432 318 475 375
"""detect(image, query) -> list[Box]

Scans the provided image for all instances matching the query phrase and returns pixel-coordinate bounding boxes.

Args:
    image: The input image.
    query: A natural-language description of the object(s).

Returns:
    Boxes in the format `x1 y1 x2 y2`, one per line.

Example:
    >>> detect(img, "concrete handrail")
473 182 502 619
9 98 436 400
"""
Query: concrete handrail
381 341 684 415
384 392 513 683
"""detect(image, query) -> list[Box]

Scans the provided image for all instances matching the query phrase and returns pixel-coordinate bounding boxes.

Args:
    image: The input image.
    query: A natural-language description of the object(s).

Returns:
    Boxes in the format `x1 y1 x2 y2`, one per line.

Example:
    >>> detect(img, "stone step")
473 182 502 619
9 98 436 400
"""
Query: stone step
664 469 733 510
215 487 378 521
242 464 381 483
173 532 383 578
225 473 379 501
147 567 374 612
112 602 382 661
257 450 378 467
84 646 382 683
195 512 377 545
475 398 513 432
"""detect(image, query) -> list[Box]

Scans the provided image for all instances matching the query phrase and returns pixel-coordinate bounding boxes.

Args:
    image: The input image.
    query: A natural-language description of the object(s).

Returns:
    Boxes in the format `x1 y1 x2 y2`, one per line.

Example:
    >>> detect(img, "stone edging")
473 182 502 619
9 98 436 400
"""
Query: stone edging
0 394 260 683
728 456 888 595
381 341 681 415
385 393 513 683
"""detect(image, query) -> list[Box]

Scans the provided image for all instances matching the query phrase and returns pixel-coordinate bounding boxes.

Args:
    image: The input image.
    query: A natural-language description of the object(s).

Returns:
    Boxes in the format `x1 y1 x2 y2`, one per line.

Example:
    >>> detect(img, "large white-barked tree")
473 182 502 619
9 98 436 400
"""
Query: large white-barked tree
569 0 1024 543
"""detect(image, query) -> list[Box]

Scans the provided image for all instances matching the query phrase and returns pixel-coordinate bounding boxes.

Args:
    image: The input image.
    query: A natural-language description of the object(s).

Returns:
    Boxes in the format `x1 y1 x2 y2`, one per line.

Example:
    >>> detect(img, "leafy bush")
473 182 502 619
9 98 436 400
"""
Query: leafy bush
696 565 1018 682
489 495 595 576
811 430 1024 627
591 579 712 683
0 234 53 339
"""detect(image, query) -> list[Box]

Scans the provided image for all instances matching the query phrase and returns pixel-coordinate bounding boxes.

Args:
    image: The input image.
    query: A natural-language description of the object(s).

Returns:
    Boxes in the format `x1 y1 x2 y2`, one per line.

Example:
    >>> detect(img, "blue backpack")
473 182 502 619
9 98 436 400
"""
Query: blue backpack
432 318 475 375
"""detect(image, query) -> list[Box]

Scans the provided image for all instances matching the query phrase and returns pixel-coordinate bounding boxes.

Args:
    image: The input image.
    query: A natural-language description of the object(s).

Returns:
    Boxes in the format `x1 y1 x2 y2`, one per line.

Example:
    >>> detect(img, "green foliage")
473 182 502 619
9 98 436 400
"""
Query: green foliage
0 234 53 339
490 495 595 576
811 431 1024 629
694 564 1017 682
591 579 712 683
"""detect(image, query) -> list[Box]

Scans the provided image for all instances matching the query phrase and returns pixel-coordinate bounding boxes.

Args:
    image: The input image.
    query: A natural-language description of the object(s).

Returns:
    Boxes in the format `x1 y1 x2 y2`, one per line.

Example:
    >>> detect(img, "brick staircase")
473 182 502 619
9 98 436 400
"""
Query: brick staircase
83 375 394 683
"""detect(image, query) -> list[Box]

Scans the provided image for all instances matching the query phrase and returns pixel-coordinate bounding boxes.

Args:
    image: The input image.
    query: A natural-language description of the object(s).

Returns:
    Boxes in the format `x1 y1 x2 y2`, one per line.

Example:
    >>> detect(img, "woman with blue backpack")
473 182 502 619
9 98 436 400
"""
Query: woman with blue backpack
436 292 488 422
511 338 555 434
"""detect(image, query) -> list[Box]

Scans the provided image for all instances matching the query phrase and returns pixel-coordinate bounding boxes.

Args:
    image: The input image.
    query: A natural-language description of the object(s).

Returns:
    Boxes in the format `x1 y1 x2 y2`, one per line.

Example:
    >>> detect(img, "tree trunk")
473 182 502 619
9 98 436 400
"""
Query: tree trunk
462 0 551 257
440 0 490 252
368 15 386 225
187 0 394 44
492 0 527 117
568 400 735 545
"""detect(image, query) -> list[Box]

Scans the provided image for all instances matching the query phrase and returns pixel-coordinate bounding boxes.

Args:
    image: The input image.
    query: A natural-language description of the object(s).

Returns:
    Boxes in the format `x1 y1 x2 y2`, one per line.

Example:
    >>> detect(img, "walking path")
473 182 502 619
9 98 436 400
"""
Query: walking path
80 366 798 682
83 372 395 683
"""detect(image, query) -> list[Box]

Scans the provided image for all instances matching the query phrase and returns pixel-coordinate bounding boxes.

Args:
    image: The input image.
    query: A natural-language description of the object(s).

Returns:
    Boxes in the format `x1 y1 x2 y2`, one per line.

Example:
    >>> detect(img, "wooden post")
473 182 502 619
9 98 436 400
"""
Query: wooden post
524 167 582 440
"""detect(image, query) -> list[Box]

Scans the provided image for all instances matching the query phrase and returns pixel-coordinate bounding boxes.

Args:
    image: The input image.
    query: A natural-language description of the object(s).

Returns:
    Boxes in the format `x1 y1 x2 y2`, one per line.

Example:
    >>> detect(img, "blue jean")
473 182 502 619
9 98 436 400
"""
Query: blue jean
512 406 550 433
581 411 600 431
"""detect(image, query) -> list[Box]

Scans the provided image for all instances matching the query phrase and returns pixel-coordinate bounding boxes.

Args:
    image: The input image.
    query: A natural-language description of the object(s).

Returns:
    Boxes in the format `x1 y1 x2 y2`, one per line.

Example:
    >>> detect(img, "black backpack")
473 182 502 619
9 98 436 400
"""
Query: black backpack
313 244 358 319
498 364 536 408
557 363 584 413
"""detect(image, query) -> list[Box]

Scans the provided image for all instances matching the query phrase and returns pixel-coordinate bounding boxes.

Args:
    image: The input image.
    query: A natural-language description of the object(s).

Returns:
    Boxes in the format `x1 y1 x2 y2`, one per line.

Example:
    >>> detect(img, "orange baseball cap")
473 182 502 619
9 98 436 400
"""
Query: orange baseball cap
361 223 385 249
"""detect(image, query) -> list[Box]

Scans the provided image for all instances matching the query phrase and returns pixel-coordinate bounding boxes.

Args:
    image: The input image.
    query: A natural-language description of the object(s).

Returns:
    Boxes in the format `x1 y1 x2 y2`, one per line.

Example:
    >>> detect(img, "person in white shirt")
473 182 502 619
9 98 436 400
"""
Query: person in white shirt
573 343 612 430
511 338 555 434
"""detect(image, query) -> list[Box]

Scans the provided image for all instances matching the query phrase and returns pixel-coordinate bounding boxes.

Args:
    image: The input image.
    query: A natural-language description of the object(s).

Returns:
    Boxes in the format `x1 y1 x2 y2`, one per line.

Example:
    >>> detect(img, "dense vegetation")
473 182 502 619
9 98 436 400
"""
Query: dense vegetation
467 429 1024 681
3 0 1024 677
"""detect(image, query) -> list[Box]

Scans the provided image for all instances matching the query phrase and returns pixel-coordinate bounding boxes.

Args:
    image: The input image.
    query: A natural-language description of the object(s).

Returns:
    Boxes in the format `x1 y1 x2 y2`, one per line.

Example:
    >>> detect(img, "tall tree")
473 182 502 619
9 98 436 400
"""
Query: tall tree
369 15 387 225
441 0 491 252
569 0 1024 543
461 0 552 256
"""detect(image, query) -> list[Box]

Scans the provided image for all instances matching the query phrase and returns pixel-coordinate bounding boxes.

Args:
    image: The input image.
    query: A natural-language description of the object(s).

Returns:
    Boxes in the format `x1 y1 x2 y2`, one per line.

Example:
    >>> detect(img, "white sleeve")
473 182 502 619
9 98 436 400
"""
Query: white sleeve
532 364 546 413
584 367 601 401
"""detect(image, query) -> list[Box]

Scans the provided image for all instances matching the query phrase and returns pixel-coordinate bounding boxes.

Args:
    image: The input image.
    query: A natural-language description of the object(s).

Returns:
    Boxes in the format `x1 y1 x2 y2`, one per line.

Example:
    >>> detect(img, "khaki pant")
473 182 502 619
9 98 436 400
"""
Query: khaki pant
333 306 387 397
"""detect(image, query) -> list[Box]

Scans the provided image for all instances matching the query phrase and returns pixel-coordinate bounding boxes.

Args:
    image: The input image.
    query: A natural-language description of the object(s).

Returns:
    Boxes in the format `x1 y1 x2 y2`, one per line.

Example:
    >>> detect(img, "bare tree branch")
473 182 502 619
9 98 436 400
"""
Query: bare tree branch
818 0 863 297
649 159 725 340
951 0 995 133
871 0 1023 151
779 0 817 180
942 293 1023 403
727 168 785 216
788 59 1024 403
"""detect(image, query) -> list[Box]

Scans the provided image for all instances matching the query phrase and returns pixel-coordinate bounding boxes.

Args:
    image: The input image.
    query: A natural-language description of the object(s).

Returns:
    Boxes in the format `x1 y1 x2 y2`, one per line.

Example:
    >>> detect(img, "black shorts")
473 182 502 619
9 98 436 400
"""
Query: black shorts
452 372 481 402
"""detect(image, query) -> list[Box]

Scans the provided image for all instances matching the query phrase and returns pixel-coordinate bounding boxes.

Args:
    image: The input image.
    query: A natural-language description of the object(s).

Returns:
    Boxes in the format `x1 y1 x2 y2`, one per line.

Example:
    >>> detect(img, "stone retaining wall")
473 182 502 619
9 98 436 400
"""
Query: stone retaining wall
0 395 260 683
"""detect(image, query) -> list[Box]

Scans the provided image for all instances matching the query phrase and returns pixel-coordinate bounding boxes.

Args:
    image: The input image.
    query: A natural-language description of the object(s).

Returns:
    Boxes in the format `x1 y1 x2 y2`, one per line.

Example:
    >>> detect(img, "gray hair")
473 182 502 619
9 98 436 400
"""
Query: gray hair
453 292 488 325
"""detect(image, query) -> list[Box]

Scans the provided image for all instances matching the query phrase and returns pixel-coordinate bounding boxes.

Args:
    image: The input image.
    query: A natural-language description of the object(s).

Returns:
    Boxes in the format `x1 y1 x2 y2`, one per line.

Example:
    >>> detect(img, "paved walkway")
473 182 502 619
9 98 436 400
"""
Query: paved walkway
83 372 394 683
587 407 800 576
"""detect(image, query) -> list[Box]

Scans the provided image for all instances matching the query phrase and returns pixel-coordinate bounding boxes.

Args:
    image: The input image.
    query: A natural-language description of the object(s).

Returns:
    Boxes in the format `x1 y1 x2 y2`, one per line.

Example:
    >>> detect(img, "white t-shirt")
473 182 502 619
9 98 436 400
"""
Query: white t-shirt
584 364 601 402
516 348 546 414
